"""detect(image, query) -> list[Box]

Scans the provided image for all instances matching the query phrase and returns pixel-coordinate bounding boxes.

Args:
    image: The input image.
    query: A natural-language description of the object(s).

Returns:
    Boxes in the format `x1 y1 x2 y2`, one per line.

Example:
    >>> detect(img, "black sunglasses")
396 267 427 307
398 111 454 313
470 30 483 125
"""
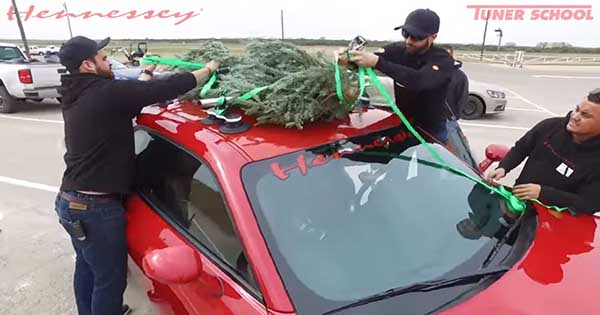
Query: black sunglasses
402 29 428 41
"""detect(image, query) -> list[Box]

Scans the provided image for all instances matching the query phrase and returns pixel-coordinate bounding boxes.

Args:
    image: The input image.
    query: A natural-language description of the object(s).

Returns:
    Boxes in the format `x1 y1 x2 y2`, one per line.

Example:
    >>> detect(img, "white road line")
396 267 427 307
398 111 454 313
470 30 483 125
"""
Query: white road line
532 75 600 80
459 122 530 131
501 88 559 117
0 115 63 124
0 176 59 193
505 107 546 112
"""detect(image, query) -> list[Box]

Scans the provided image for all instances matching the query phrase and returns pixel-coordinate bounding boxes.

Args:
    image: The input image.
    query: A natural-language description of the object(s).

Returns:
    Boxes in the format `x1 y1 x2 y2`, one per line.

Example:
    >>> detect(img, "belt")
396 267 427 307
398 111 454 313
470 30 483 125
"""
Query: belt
60 192 124 204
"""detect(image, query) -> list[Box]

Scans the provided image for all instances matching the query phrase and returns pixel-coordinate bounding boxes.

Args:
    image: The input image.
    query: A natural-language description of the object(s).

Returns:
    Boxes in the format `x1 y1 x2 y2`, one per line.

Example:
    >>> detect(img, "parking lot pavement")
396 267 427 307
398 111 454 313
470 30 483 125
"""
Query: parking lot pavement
0 63 598 313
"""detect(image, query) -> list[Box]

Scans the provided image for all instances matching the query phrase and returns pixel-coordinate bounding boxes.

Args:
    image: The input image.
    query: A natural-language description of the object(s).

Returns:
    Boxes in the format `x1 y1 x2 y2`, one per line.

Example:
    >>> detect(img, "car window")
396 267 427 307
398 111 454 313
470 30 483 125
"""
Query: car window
0 46 25 62
134 129 258 290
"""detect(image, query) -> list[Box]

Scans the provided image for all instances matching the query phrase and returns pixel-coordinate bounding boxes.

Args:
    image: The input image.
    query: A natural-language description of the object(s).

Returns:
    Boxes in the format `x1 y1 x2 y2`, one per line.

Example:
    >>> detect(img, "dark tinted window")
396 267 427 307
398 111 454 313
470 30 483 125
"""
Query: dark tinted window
134 130 257 288
0 46 25 62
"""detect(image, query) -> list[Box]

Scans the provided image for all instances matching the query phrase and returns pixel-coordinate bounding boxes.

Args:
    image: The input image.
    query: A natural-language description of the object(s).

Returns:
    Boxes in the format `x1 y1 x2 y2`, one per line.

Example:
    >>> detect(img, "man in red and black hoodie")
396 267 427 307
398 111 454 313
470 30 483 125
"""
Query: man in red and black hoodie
487 88 600 215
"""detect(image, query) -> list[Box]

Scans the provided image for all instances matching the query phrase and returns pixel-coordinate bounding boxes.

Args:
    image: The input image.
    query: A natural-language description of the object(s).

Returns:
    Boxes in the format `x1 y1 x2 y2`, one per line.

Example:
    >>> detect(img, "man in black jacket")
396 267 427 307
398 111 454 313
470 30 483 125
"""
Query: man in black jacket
487 89 600 214
55 36 218 315
341 9 454 143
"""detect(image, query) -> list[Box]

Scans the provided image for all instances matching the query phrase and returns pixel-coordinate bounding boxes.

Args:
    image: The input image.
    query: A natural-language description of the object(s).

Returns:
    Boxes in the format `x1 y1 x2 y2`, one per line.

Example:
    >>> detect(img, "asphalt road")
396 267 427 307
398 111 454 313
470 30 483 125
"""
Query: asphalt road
0 63 598 314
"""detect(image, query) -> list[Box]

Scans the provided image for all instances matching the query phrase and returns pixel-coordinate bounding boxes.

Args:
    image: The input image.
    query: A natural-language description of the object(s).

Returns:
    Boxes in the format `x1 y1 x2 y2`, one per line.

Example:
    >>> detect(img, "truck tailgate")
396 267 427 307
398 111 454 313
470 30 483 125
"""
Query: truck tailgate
29 64 65 88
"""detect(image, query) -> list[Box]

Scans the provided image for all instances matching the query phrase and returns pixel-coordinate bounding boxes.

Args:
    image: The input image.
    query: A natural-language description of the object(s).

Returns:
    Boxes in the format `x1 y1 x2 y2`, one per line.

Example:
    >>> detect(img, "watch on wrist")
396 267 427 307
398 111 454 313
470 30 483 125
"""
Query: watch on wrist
143 69 154 76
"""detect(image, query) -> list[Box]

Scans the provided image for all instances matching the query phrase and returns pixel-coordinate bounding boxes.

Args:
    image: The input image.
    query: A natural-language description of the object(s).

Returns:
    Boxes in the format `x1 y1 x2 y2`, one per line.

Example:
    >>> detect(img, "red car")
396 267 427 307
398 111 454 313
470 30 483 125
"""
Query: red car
126 101 600 315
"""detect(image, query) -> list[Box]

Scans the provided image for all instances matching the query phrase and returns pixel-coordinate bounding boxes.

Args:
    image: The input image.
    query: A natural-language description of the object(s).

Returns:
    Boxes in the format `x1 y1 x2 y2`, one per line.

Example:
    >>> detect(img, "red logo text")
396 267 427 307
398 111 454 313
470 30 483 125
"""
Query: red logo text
467 4 594 21
6 5 202 25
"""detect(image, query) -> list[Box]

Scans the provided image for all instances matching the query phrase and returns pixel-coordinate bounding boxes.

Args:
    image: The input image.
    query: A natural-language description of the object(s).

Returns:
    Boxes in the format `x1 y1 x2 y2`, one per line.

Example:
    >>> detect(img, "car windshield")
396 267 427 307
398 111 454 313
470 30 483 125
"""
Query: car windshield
0 46 25 62
242 126 522 314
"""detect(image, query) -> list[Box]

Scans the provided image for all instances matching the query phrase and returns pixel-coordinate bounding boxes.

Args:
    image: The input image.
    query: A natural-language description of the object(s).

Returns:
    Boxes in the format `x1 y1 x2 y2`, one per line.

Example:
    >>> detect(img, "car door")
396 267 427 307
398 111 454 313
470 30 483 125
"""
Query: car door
127 129 267 315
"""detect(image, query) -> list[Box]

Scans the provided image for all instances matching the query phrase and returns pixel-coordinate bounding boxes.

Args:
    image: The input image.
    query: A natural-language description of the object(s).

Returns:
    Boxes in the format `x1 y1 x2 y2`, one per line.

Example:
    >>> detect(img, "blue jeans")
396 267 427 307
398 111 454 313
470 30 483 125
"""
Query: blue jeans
55 192 128 315
430 124 449 144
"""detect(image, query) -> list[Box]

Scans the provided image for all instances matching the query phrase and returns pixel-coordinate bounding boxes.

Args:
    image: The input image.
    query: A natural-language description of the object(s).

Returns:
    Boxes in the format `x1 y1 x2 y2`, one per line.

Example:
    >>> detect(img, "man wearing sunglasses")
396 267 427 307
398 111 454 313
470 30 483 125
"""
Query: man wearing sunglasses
341 9 454 143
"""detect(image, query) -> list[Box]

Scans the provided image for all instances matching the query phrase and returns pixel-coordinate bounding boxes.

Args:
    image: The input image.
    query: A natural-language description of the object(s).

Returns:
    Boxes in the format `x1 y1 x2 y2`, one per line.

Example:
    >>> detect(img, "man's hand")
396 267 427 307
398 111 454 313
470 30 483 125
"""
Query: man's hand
513 184 542 200
348 50 379 68
191 60 219 85
485 168 506 185
338 53 350 66
205 60 219 74
138 64 156 81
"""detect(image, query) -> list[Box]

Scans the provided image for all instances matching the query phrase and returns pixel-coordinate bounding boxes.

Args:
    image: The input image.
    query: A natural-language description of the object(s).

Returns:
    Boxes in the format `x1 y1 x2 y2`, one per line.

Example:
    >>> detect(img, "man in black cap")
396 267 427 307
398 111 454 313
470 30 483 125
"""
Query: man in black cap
341 8 454 143
54 36 218 315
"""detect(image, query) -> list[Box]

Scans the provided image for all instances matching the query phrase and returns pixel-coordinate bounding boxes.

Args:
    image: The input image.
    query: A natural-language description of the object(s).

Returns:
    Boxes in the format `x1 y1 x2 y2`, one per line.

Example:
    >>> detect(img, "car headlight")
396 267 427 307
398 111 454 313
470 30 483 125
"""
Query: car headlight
487 90 506 98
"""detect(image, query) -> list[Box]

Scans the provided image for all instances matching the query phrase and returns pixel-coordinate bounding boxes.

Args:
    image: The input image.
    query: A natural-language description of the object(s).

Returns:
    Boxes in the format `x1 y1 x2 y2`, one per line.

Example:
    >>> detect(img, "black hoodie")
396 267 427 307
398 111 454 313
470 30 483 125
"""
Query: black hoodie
374 43 454 133
498 114 600 214
58 72 196 193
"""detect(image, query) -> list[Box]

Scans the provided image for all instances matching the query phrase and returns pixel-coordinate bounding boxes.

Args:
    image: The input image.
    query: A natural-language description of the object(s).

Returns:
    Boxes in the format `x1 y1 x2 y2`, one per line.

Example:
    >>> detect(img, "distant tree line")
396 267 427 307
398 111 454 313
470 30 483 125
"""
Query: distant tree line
5 37 600 54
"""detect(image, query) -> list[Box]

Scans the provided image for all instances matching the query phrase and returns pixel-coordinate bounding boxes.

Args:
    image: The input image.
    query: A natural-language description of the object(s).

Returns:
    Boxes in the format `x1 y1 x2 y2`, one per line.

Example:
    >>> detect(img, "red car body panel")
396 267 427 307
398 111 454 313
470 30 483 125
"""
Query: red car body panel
442 203 600 315
128 101 600 315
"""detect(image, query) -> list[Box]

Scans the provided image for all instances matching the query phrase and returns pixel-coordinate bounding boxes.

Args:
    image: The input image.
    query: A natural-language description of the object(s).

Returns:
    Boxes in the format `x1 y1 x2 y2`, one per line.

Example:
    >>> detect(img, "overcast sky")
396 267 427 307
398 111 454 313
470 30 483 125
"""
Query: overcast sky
1 0 599 47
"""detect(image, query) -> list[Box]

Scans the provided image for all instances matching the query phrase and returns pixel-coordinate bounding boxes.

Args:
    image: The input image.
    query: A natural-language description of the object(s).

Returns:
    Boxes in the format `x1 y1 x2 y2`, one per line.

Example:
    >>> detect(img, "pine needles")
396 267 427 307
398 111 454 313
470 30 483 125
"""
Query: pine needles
176 40 359 129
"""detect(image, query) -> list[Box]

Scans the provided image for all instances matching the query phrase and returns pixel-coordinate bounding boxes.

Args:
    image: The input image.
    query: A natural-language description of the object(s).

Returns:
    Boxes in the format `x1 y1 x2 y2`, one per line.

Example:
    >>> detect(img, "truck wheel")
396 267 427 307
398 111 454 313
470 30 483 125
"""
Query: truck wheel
0 87 18 114
461 95 485 120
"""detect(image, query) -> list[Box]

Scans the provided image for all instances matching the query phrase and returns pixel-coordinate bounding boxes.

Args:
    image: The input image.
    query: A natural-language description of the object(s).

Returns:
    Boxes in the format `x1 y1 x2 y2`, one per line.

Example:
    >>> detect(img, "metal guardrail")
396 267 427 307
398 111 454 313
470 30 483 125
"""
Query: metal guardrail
458 52 600 67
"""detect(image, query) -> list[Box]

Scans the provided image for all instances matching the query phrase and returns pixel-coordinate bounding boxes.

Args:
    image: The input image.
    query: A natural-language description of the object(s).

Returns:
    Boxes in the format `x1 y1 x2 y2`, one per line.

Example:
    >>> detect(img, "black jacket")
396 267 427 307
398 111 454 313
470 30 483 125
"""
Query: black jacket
58 72 197 193
375 43 454 132
498 114 600 214
446 60 469 120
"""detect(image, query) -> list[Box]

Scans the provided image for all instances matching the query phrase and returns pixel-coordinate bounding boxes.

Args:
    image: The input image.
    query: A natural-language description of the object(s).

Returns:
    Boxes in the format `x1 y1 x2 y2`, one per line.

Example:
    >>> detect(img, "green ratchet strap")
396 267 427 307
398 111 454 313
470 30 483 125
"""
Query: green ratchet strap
240 86 271 100
364 67 528 214
141 56 205 69
356 67 366 109
141 56 271 102
200 73 217 98
334 62 345 104
365 67 571 213
531 199 568 212
334 62 367 109
140 56 216 98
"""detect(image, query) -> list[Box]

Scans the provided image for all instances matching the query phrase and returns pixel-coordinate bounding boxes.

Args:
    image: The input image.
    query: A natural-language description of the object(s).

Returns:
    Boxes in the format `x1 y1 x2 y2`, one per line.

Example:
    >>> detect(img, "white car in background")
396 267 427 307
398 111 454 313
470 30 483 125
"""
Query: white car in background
28 45 60 56
368 77 507 120
465 80 507 119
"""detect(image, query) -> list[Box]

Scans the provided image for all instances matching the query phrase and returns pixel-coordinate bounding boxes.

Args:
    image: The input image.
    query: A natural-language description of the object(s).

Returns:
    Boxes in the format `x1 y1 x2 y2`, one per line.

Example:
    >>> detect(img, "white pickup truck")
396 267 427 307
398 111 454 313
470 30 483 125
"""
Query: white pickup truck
0 42 65 113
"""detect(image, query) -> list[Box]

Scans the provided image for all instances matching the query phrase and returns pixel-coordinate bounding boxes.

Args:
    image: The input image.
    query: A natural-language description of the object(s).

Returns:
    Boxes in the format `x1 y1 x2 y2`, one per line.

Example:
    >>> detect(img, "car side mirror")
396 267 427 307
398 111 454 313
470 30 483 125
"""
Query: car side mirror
142 246 202 284
479 144 510 172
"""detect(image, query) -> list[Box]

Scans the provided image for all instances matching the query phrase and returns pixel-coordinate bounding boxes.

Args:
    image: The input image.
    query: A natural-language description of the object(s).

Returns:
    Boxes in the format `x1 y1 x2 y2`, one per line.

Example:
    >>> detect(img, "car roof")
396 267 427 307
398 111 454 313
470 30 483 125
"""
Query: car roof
0 43 18 47
140 100 402 162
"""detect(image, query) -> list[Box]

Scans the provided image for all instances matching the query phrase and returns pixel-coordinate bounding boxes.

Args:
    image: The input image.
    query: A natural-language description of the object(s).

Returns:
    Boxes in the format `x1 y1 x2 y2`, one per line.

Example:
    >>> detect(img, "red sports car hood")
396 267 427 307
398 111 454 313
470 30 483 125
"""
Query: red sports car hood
443 204 600 315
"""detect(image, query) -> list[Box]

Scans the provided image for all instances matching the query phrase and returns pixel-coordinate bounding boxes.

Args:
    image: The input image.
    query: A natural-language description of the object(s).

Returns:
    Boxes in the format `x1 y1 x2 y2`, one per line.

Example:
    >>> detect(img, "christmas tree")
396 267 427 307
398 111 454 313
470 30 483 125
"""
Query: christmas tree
171 41 361 129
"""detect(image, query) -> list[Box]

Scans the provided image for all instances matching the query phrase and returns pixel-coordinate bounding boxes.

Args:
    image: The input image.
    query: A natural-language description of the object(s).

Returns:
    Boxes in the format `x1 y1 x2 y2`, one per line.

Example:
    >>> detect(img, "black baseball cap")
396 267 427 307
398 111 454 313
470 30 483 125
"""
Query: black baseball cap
394 9 440 38
58 36 110 72
589 88 600 103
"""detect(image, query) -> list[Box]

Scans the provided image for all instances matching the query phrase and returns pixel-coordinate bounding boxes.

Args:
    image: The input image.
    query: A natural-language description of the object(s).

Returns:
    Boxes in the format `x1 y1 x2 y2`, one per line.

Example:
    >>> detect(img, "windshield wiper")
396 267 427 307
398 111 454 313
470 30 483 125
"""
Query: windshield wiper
323 265 510 315
480 214 523 269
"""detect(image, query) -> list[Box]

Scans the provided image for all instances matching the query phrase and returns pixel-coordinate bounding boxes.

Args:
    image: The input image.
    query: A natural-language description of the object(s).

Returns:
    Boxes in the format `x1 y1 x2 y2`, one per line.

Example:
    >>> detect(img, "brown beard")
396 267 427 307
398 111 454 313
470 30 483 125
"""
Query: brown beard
407 43 431 55
97 68 115 80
